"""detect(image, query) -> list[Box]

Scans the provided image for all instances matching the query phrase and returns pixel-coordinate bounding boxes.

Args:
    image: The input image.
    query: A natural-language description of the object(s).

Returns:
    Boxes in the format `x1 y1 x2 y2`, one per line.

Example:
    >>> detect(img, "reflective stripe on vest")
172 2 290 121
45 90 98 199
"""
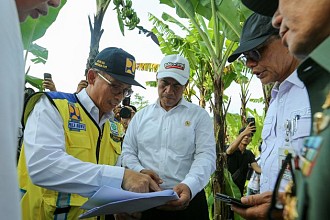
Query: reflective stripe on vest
54 192 71 220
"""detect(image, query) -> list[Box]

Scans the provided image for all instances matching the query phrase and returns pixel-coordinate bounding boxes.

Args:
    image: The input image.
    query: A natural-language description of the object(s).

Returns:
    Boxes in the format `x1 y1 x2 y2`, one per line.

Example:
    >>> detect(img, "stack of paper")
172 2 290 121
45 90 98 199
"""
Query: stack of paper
79 186 178 219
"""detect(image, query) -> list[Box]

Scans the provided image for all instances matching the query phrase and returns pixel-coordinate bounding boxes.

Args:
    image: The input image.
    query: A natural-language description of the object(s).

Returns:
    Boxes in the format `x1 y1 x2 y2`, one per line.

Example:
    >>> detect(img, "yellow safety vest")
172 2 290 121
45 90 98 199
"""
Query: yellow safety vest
17 92 123 220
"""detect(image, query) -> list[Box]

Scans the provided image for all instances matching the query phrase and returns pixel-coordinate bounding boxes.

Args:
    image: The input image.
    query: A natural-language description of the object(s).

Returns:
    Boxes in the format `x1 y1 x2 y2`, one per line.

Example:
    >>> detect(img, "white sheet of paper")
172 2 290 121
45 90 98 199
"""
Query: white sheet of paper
79 186 178 219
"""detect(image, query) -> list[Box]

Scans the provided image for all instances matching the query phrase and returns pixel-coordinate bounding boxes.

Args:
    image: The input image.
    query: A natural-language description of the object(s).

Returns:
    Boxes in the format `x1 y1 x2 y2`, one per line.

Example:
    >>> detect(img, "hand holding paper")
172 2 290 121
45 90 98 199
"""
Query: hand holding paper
158 183 191 211
122 169 161 192
79 186 178 219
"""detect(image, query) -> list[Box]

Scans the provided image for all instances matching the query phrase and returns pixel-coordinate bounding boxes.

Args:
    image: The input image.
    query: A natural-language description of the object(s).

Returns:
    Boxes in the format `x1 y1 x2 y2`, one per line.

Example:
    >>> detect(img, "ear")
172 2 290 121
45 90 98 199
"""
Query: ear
87 69 97 85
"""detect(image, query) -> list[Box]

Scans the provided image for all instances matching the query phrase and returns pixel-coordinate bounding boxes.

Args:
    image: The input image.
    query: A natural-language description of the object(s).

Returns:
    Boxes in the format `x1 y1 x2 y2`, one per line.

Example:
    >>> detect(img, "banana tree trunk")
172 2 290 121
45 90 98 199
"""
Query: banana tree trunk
85 8 107 75
212 73 228 220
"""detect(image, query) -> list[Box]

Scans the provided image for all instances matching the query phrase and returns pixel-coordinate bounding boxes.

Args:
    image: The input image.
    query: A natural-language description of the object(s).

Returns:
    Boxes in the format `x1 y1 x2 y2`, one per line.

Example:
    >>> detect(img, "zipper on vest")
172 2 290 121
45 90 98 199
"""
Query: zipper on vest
96 125 104 163
73 94 105 164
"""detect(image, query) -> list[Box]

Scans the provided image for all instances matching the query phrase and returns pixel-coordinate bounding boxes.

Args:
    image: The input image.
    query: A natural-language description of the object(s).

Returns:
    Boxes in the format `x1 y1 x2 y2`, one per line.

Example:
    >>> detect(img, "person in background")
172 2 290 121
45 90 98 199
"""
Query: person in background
76 79 88 93
120 105 137 133
121 54 216 220
43 77 57 91
114 105 123 121
17 47 161 219
228 13 310 195
231 0 330 219
42 76 88 93
1 0 60 219
226 124 261 196
246 143 262 195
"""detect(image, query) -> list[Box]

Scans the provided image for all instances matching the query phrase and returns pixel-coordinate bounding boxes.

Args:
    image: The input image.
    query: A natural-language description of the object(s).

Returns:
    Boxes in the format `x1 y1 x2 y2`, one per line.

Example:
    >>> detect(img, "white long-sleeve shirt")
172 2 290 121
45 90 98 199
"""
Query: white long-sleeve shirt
23 89 124 197
121 98 216 199
0 1 24 219
260 70 311 193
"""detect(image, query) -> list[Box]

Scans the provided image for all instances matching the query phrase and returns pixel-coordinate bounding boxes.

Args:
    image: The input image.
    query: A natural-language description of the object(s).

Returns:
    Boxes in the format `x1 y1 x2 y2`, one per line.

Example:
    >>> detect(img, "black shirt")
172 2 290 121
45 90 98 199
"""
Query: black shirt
227 149 256 195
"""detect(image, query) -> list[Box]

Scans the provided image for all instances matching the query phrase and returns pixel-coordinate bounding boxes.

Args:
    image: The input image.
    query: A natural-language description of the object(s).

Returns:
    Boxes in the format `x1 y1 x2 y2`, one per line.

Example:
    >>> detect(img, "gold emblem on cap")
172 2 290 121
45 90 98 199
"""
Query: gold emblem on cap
94 60 108 69
125 58 136 75
185 121 191 126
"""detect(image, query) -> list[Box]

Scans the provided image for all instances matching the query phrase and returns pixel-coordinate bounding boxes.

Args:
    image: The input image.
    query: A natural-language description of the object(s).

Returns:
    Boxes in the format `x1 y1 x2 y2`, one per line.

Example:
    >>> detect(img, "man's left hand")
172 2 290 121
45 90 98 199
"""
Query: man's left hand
157 183 191 211
231 191 284 220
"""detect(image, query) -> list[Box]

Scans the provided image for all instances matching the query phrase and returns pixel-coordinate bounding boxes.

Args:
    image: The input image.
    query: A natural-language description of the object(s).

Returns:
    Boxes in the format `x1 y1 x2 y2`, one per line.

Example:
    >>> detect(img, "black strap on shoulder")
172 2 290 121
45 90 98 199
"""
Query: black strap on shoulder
268 153 296 219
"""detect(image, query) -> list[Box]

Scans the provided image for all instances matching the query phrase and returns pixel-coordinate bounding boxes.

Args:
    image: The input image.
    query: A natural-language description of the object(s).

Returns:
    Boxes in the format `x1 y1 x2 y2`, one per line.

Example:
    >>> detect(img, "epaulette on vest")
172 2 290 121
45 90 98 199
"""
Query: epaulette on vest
23 92 78 128
47 92 77 103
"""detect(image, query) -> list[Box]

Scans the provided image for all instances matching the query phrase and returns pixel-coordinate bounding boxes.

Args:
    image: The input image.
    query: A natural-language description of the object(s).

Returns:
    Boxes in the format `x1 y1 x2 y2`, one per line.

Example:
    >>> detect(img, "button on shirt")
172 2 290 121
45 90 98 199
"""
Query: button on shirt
260 70 311 193
23 89 125 198
121 98 216 199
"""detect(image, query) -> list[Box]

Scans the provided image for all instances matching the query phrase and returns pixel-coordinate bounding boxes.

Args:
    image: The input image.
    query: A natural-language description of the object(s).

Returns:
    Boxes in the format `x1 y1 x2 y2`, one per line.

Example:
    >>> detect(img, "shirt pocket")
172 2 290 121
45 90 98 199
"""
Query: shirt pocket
291 116 311 140
291 115 311 153
261 116 273 140
261 116 273 153
169 126 195 156
290 107 311 140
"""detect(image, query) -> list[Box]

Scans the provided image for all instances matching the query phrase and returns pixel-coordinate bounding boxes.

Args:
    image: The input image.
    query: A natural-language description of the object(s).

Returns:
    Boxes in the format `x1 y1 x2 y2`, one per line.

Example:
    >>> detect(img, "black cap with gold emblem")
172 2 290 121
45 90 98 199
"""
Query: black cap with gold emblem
93 47 145 88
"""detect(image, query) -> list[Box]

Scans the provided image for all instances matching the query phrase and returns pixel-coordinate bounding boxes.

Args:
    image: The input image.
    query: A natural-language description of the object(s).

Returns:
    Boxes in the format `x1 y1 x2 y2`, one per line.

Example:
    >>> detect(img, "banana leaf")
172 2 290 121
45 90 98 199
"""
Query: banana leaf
25 75 43 91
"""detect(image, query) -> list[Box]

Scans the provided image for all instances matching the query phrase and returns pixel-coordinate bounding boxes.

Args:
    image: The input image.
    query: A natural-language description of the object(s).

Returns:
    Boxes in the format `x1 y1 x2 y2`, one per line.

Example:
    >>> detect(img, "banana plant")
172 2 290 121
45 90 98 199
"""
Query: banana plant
20 0 142 89
20 0 67 51
146 13 236 108
21 0 67 90
85 0 142 73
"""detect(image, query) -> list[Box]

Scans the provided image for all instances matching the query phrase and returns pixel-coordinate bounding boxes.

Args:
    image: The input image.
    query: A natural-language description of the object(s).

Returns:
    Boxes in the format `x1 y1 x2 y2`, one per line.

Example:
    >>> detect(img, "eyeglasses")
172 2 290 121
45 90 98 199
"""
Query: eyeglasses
243 49 262 62
243 36 278 62
97 73 133 98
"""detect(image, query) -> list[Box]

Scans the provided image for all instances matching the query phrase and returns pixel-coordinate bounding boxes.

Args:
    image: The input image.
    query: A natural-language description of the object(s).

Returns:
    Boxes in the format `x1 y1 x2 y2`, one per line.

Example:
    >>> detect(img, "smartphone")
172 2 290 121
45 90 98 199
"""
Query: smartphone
215 193 252 208
246 117 255 126
44 73 52 79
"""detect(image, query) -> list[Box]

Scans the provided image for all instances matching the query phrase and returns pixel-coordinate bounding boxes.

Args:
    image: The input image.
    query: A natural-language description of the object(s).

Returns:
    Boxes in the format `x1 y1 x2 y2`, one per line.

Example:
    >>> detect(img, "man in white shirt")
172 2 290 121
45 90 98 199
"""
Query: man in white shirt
18 47 161 219
230 0 329 219
121 54 216 220
228 13 311 194
1 0 60 219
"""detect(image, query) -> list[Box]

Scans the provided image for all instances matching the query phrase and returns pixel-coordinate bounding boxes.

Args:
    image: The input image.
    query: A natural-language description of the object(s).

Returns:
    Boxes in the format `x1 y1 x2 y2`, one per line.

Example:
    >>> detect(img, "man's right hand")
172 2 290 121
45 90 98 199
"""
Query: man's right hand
122 169 161 193
76 80 88 93
140 169 163 185
43 78 57 91
243 122 256 136
231 191 284 220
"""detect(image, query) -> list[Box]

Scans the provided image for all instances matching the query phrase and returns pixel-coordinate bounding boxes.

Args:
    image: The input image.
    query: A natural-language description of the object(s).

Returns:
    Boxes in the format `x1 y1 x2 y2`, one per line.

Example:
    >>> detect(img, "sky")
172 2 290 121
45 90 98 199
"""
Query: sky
27 0 263 114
